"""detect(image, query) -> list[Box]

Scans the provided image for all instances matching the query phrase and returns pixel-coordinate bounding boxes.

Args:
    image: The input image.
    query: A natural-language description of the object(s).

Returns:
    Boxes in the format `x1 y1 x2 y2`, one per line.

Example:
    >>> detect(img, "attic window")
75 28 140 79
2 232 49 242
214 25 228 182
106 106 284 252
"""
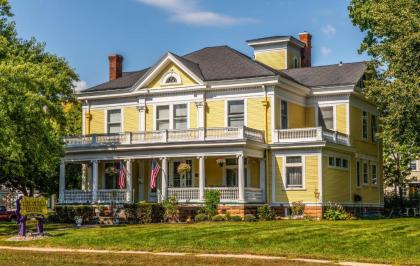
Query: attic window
162 71 181 85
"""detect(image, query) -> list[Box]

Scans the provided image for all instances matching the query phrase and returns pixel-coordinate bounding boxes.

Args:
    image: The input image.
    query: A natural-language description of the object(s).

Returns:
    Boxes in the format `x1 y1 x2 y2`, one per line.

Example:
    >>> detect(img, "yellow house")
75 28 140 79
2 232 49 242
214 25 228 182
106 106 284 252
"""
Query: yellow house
60 33 383 218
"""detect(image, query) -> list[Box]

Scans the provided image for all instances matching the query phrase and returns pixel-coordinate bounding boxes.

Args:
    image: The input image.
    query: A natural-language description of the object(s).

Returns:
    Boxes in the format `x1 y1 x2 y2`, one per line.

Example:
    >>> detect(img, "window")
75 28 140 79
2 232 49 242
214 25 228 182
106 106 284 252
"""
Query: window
335 158 342 168
342 159 348 169
285 156 303 188
173 104 187 129
328 156 334 166
363 162 368 184
371 115 377 142
156 106 170 130
225 158 248 187
165 76 177 84
107 109 121 133
410 160 418 171
328 156 348 169
318 106 334 130
227 100 244 127
172 160 193 187
281 100 288 129
371 164 377 185
293 57 300 68
161 71 181 85
356 160 361 187
362 111 368 140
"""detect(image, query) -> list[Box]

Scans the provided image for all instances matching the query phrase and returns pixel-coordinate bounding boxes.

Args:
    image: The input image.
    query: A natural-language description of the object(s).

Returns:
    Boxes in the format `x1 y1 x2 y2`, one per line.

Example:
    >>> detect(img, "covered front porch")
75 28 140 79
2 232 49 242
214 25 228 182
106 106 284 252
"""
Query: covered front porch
59 154 266 204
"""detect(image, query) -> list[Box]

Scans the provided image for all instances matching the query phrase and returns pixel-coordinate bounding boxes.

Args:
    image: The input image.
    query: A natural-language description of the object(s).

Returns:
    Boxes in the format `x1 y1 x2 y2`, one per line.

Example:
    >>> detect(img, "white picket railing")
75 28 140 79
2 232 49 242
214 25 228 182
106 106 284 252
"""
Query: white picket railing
64 126 264 147
273 127 350 146
167 187 199 202
206 187 239 202
62 190 93 204
167 187 263 203
97 189 128 203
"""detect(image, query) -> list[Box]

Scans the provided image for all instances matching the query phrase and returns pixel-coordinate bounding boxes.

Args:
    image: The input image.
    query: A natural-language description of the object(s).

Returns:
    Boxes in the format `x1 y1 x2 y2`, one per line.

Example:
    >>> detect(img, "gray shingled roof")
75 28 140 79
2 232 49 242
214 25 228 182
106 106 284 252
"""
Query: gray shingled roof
84 46 366 92
281 62 366 87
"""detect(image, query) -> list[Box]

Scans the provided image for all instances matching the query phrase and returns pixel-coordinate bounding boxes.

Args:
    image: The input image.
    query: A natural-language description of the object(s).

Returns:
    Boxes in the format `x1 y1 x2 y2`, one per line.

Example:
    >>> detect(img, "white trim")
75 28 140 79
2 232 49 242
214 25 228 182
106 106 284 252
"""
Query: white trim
361 110 368 141
225 98 247 127
282 155 306 190
104 107 123 133
169 158 195 188
355 159 361 188
346 103 350 134
370 161 378 186
316 104 336 131
161 71 182 86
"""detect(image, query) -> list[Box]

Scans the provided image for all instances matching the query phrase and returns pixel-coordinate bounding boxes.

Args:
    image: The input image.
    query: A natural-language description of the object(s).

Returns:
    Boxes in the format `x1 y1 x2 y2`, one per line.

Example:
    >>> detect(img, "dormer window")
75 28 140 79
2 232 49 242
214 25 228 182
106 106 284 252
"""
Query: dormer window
161 71 181 85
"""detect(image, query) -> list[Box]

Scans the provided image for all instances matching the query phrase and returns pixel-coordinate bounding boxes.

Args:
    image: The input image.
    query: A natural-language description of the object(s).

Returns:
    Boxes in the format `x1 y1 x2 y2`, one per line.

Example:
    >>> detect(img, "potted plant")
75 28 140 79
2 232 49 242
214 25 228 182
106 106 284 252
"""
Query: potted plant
177 162 191 174
216 158 226 167
74 216 83 227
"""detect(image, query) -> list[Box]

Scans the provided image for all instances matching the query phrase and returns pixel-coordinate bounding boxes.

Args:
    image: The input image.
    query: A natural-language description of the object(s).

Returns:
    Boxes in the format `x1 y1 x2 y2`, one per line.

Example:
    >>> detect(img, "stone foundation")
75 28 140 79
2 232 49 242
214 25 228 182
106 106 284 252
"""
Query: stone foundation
272 205 323 219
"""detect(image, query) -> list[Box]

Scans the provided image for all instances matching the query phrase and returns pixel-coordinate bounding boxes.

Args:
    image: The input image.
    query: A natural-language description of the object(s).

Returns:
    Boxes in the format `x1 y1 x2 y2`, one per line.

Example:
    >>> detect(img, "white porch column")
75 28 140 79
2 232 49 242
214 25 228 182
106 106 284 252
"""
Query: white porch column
199 156 205 201
160 157 168 202
138 100 146 132
92 160 99 203
238 155 245 203
81 163 88 191
259 158 266 202
126 159 133 202
59 161 65 203
195 101 206 128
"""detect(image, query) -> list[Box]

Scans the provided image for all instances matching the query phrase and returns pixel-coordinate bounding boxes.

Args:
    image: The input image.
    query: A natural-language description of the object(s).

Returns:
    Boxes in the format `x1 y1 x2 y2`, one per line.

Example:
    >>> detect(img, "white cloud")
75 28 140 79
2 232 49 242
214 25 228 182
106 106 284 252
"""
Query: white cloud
320 46 332 56
321 24 336 36
72 80 87 92
136 0 257 26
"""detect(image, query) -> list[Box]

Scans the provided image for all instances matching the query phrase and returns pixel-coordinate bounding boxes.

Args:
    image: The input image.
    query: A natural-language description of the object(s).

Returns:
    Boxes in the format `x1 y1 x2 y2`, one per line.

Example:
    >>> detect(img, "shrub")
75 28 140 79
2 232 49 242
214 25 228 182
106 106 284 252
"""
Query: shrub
137 202 164 223
211 214 225 222
257 204 274 221
291 201 305 216
123 203 139 223
55 205 95 224
230 215 242 222
194 213 208 222
162 196 179 223
204 190 220 218
225 211 231 221
243 214 256 222
324 202 350 221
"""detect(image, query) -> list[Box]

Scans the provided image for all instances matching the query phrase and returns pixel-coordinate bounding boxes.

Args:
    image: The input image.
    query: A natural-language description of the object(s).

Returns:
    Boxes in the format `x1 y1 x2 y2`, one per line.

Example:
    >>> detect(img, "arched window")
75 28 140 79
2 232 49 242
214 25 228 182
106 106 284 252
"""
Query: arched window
161 71 181 85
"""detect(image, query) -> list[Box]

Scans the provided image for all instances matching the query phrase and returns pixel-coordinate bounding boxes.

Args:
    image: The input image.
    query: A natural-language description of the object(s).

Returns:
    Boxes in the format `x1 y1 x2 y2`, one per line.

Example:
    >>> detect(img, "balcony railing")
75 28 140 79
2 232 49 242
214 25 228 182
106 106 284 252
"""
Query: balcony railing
64 126 264 147
273 127 350 146
167 187 264 203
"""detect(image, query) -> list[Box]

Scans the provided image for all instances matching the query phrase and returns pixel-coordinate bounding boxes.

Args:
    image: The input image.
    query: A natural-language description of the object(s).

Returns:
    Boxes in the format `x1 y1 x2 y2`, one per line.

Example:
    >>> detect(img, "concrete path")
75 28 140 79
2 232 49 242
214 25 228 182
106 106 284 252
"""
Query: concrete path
0 246 391 266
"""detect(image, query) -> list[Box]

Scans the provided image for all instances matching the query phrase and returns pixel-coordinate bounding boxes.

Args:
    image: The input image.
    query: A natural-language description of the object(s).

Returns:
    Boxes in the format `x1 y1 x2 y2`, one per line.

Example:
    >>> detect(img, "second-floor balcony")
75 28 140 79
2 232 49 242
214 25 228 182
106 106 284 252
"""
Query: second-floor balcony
273 127 350 146
63 126 265 148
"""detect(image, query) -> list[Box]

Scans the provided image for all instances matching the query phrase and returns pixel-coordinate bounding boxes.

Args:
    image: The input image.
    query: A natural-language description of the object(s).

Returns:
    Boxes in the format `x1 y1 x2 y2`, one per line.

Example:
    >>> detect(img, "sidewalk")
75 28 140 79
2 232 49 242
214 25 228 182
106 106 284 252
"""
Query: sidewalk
0 246 391 266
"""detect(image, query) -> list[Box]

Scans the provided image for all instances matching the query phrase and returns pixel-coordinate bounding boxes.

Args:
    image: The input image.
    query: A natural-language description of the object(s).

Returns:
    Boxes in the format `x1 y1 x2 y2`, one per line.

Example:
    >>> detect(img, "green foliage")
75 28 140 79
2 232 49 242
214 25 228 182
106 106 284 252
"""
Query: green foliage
348 0 420 202
230 215 242 222
243 214 256 222
204 190 220 217
55 205 95 223
0 1 79 195
257 204 274 221
323 202 350 221
126 202 164 224
291 201 305 216
162 196 179 223
211 214 225 222
225 211 231 221
194 213 208 222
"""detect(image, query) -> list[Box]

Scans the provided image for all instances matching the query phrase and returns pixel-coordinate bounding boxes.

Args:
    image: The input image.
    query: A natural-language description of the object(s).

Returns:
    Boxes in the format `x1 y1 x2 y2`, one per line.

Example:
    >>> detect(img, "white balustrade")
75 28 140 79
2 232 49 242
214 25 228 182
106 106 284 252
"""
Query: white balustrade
206 187 239 202
62 190 92 204
168 187 199 202
97 189 128 203
273 127 350 146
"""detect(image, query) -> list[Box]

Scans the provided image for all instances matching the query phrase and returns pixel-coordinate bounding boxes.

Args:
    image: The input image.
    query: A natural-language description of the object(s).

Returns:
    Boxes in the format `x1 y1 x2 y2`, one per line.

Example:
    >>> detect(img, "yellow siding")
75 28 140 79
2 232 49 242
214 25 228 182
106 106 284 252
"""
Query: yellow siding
288 102 305 128
275 155 319 202
255 49 286 70
205 100 224 128
350 105 378 156
305 107 315 127
247 97 272 143
147 62 197 89
90 109 105 134
205 158 223 186
123 107 139 132
249 158 260 188
189 103 197 128
145 105 154 131
336 104 347 134
287 49 301 68
323 155 350 202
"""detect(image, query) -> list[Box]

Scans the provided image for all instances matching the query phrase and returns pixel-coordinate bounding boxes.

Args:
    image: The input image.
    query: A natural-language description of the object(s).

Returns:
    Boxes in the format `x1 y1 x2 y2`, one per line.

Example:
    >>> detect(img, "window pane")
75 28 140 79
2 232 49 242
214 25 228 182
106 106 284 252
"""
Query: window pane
286 156 302 164
329 157 335 166
363 163 368 183
281 100 288 129
226 158 237 166
157 120 169 130
335 158 342 167
157 106 169 119
372 165 377 184
371 115 377 142
228 116 244 127
356 161 361 186
410 160 417 171
342 159 348 168
108 124 121 133
108 109 121 123
319 106 333 130
362 112 368 139
286 166 302 187
174 119 187 129
174 104 187 117
228 100 244 114
226 169 238 187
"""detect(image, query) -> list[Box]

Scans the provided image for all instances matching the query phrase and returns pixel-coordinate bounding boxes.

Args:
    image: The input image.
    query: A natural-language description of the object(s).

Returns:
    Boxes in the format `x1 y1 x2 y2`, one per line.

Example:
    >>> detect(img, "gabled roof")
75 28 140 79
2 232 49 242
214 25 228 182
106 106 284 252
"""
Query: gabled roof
281 62 367 87
86 68 149 92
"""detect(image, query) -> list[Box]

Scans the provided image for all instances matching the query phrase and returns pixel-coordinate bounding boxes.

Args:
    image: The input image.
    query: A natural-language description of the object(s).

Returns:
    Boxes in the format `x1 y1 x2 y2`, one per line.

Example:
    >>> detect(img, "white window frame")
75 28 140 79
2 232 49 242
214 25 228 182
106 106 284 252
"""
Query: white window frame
371 114 378 143
153 103 189 130
317 104 336 131
161 71 182 86
106 108 123 134
327 155 349 170
283 155 306 190
222 157 250 187
410 160 419 171
371 162 378 186
225 99 247 127
362 111 368 141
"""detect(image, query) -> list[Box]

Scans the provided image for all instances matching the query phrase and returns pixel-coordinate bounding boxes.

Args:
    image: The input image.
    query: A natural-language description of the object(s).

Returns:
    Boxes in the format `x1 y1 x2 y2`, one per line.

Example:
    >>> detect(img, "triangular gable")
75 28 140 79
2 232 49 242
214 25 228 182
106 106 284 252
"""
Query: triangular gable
132 52 204 91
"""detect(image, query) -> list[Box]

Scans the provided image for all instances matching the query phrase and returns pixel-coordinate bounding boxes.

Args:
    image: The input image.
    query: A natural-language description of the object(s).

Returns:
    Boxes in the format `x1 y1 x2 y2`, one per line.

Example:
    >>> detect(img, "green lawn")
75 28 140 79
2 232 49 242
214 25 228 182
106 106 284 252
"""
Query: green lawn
0 219 419 265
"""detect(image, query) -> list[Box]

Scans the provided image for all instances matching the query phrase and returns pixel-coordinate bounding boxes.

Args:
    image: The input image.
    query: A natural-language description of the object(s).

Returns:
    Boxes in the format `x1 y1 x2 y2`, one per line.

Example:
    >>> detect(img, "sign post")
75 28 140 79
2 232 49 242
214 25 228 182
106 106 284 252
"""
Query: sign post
16 196 48 236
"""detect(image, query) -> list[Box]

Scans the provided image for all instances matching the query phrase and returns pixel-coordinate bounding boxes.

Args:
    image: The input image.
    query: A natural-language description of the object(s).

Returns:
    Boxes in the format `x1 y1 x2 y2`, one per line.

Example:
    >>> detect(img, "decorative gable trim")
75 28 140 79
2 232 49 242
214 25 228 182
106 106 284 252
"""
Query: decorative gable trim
132 52 204 91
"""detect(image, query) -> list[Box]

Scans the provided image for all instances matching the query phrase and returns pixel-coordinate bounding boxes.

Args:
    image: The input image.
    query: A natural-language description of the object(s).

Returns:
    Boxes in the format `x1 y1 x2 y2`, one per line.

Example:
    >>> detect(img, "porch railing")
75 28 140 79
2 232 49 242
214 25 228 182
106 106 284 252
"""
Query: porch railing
64 126 264 147
167 187 263 203
62 190 92 204
97 189 128 203
272 127 350 146
61 189 127 204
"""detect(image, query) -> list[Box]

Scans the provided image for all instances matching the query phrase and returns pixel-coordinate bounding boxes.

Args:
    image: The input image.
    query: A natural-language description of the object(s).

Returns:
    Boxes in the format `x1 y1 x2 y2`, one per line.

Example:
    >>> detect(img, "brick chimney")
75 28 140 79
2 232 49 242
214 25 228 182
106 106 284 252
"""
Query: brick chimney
299 32 312 67
108 54 123 81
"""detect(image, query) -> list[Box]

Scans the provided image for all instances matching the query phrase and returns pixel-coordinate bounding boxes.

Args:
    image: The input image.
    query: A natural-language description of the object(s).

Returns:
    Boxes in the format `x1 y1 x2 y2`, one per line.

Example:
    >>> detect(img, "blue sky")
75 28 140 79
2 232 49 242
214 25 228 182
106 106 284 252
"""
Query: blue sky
9 0 368 89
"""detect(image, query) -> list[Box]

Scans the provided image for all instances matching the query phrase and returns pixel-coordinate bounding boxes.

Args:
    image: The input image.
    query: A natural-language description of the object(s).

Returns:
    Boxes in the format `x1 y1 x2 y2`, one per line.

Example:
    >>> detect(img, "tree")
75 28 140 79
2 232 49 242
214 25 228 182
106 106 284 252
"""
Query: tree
0 0 79 195
349 0 420 205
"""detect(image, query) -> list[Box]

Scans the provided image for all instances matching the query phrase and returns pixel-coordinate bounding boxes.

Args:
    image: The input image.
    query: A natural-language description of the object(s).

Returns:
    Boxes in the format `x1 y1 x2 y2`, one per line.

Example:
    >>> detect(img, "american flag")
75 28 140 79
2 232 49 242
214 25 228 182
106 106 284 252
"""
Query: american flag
150 160 160 190
118 161 127 190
